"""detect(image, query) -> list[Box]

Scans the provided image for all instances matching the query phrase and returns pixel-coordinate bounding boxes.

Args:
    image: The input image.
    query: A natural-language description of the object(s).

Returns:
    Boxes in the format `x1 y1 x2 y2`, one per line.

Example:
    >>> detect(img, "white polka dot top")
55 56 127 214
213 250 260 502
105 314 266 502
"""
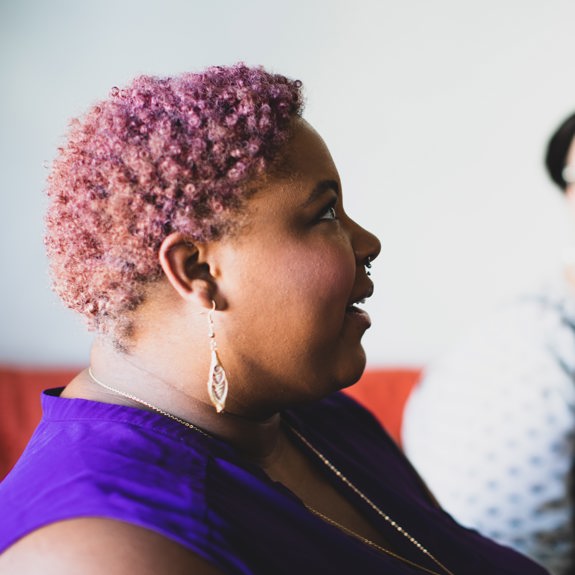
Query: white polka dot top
402 273 575 575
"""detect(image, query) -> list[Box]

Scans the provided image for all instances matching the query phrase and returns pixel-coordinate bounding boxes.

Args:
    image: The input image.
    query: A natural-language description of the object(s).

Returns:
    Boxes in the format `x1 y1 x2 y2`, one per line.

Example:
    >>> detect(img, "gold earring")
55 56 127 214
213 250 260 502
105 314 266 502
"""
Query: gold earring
207 300 228 413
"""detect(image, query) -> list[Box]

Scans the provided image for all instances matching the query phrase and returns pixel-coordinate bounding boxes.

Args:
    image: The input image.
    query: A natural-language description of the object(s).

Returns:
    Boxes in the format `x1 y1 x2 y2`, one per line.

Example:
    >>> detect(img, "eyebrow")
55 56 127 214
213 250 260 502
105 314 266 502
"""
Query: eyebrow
300 179 340 208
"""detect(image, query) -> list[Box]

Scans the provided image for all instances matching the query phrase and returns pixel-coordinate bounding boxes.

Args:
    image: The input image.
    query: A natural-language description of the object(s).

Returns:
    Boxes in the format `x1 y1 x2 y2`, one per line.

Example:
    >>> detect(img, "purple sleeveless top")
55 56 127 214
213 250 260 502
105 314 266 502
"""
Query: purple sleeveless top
0 389 548 574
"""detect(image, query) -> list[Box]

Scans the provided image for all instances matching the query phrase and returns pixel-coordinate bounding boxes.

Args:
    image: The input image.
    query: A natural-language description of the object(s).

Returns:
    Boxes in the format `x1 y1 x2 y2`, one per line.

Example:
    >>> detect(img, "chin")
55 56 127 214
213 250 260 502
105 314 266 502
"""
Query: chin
326 347 367 394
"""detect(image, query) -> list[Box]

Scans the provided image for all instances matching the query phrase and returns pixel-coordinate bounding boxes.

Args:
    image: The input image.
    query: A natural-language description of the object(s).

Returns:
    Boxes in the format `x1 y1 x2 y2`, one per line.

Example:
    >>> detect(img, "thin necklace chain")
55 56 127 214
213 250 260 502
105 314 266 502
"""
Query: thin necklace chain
305 506 447 575
88 368 453 574
87 368 211 438
288 427 455 575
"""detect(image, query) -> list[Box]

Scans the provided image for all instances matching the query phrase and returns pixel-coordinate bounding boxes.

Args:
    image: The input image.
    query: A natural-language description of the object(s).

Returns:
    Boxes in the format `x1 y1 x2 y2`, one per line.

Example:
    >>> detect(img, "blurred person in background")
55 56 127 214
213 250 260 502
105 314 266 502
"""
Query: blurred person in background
402 112 575 575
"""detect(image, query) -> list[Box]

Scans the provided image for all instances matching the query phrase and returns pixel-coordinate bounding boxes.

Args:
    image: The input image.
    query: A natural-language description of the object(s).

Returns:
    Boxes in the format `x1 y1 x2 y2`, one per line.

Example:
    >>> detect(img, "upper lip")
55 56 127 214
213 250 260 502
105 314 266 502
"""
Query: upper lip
347 281 374 307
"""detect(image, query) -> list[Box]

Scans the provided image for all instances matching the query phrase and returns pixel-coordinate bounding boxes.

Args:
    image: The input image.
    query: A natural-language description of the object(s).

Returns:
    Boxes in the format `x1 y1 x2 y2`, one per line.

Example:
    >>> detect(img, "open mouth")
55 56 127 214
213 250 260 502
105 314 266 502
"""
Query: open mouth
345 298 371 329
345 281 374 329
346 299 366 314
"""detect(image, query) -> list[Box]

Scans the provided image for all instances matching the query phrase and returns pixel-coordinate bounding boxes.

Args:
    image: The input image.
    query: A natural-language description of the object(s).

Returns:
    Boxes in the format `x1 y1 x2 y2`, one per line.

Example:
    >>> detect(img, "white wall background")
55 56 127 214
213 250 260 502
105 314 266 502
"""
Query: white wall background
2 0 575 368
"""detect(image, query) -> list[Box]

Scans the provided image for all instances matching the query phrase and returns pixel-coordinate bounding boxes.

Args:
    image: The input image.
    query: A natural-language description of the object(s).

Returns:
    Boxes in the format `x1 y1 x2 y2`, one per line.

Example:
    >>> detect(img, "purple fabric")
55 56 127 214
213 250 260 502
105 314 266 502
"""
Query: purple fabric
0 389 548 574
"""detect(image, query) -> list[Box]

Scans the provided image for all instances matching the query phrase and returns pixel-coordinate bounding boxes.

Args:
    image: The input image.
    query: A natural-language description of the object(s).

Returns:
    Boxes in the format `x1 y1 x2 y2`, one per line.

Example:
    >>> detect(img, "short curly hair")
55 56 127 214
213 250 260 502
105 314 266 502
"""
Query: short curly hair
45 64 304 341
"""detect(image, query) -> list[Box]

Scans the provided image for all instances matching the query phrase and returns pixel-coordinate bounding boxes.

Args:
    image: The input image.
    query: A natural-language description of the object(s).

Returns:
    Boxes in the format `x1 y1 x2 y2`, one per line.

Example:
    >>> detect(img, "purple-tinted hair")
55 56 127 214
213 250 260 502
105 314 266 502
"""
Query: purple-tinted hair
45 64 304 340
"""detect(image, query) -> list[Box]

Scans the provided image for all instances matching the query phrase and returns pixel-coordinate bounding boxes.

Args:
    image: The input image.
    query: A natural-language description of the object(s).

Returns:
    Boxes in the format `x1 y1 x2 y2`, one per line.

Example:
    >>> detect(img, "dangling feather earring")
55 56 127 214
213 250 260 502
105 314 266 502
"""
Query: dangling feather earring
206 300 228 413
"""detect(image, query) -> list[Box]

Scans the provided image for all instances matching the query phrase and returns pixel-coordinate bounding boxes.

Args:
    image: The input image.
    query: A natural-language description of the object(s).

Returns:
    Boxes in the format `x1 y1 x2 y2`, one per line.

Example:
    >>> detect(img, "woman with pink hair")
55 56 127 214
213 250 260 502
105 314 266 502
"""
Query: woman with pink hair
0 64 548 574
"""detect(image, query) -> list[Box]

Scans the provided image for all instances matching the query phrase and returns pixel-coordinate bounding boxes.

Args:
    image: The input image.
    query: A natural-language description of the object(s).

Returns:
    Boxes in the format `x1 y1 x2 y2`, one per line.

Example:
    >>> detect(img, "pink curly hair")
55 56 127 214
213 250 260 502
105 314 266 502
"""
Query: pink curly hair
45 64 304 341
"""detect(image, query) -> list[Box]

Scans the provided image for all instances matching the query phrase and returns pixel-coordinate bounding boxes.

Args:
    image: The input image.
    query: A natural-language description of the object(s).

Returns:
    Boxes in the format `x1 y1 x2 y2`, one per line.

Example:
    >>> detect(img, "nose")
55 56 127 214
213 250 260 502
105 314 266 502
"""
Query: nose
349 217 381 267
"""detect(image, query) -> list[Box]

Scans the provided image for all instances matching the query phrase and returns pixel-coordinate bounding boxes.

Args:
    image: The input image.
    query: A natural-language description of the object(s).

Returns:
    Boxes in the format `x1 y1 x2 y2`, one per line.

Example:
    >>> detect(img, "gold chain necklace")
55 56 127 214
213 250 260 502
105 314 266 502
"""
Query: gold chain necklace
288 427 455 575
87 368 211 438
305 506 448 575
88 368 454 574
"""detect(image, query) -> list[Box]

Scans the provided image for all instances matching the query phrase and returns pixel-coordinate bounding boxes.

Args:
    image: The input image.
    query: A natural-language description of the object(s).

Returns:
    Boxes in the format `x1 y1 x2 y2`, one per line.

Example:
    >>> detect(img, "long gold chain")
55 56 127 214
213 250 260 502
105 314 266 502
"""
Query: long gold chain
88 368 454 574
87 368 211 438
288 427 455 575
305 505 447 575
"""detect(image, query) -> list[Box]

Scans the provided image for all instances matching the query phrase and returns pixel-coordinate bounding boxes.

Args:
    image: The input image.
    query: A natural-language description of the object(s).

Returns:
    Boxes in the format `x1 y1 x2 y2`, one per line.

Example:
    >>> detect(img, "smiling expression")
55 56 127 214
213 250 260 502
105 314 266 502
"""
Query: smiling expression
211 119 381 416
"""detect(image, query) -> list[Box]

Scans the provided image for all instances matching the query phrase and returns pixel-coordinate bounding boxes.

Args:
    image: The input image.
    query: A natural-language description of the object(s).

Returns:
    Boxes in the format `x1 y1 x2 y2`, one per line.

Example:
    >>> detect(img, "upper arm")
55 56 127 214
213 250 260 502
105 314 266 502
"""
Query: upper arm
0 518 226 575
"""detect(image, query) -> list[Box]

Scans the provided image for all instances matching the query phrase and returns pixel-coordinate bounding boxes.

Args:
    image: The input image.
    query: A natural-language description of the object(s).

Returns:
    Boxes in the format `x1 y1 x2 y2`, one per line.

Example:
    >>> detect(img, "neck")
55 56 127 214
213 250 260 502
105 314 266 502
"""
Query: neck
64 338 284 463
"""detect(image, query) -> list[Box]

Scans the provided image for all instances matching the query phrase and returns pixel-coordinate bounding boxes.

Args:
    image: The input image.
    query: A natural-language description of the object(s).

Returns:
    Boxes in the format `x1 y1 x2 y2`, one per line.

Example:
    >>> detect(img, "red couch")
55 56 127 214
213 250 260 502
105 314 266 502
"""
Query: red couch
0 365 421 480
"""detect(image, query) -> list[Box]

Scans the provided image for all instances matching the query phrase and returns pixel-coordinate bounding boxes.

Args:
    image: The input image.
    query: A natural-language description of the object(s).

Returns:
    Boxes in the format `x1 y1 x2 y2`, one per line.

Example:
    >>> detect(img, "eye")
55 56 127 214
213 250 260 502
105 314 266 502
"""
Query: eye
319 204 338 221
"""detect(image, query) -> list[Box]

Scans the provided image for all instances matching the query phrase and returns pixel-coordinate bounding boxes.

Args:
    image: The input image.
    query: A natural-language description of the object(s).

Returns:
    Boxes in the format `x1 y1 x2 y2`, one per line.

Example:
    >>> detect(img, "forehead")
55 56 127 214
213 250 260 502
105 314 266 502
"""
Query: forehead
228 119 341 233
279 119 339 179
251 120 340 212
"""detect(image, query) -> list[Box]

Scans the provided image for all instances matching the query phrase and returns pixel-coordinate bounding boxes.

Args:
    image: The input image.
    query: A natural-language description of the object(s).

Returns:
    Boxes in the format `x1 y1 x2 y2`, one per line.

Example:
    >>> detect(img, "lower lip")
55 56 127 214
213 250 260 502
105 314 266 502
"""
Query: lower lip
345 306 372 330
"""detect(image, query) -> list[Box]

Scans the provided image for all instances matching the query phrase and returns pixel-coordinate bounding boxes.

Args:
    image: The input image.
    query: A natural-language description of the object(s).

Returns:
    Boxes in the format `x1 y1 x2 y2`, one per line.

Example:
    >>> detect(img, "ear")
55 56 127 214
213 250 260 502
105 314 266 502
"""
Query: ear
158 232 215 310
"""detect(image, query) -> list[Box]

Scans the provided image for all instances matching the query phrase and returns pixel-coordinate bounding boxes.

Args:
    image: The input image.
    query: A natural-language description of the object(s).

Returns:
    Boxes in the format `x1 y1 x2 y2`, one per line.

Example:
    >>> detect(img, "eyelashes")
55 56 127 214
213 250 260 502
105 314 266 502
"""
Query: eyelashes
318 199 338 222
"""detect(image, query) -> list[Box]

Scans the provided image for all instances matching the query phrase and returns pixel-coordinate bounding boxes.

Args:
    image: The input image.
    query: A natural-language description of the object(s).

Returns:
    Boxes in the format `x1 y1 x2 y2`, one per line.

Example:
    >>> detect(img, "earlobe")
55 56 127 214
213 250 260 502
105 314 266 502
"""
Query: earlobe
158 233 215 309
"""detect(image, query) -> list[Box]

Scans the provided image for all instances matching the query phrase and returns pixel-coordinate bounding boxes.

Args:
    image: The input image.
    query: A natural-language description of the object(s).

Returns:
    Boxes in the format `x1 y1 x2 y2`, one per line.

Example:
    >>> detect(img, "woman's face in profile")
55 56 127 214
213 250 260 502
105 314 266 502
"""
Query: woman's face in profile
212 119 380 415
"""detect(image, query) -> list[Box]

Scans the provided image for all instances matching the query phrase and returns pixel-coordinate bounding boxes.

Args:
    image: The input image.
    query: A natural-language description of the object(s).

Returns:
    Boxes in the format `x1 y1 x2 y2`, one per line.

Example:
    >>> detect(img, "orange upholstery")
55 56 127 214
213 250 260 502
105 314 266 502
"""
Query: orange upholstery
0 366 76 480
344 368 421 445
0 366 421 480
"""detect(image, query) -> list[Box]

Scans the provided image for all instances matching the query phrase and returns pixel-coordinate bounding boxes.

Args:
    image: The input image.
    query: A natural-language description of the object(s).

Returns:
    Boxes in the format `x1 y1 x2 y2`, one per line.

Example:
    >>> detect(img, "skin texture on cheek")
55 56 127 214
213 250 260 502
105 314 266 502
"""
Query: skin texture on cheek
228 242 352 344
284 243 355 321
218 236 358 413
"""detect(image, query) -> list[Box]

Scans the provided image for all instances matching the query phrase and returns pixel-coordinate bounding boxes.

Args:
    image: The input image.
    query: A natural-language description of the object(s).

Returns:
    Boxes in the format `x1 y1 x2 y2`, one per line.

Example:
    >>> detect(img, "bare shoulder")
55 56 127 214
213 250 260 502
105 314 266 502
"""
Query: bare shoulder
0 518 225 575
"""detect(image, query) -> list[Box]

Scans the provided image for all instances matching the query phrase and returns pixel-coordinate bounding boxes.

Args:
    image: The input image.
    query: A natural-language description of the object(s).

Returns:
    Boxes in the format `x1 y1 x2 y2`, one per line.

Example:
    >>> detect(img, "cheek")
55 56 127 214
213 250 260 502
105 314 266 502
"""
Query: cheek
277 241 356 312
219 234 356 338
